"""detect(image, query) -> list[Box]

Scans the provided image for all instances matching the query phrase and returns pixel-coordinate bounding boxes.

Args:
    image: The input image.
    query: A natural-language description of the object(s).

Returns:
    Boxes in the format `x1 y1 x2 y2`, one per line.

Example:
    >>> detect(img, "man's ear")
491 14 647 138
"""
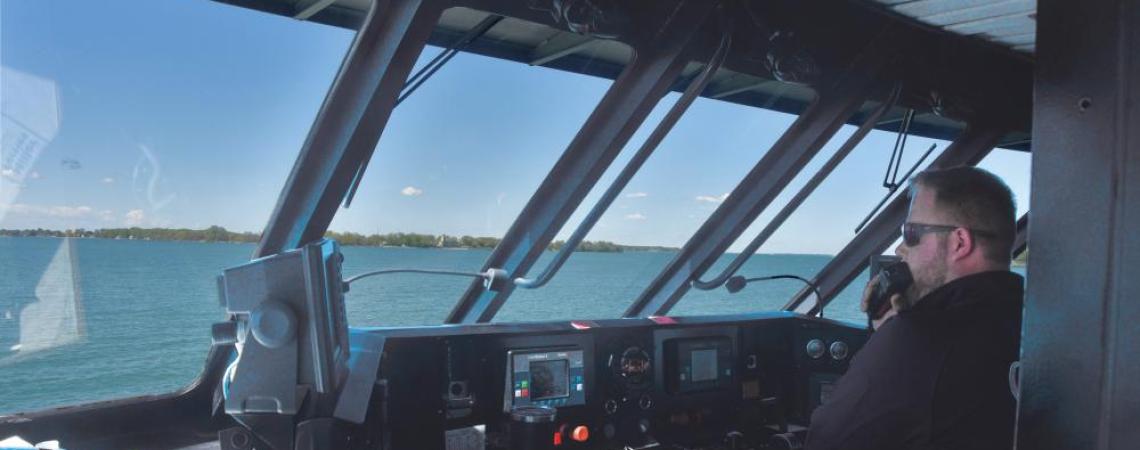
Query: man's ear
949 227 975 261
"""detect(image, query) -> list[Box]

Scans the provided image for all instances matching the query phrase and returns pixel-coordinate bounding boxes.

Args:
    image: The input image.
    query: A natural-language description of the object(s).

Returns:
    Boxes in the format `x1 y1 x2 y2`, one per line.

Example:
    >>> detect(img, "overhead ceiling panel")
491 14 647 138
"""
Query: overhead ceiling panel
871 0 1037 54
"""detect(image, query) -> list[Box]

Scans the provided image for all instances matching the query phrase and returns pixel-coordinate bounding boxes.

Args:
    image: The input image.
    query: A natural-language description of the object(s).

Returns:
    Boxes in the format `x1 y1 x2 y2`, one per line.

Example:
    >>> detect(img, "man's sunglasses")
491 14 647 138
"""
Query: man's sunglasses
901 222 997 247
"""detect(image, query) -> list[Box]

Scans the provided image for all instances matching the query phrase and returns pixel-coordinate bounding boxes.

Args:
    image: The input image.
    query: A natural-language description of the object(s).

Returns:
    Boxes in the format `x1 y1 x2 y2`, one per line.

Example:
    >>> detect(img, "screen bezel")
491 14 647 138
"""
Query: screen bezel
504 346 588 412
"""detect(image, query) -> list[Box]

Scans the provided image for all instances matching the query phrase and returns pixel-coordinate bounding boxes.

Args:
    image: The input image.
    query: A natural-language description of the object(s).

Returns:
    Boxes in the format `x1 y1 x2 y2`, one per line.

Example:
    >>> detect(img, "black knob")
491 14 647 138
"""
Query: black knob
768 432 803 450
724 431 745 450
603 399 618 415
603 423 616 439
638 394 653 410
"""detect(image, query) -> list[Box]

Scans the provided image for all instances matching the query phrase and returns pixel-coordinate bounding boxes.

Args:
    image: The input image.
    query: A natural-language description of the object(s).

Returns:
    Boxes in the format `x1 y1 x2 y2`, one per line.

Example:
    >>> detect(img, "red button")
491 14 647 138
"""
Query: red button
553 432 563 446
571 426 589 442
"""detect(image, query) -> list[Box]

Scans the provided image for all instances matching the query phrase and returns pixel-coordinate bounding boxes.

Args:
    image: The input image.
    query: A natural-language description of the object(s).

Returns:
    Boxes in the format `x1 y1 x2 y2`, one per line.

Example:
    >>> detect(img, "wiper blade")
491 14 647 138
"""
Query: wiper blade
854 142 937 234
342 15 504 208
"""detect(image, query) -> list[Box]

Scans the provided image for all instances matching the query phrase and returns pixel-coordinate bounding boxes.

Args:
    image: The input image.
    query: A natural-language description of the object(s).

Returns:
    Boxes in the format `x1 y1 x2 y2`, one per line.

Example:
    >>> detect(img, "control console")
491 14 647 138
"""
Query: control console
354 313 867 450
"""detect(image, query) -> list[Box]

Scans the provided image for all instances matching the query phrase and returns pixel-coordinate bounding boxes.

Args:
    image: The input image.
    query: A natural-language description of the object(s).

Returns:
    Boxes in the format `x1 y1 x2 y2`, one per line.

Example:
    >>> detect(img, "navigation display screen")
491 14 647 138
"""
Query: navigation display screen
506 348 586 411
663 335 733 394
530 359 569 400
690 349 718 382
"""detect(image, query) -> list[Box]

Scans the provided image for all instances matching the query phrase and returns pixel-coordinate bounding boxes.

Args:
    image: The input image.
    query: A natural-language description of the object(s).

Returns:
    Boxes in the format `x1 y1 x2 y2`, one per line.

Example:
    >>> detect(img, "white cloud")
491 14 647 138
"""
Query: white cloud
100 210 114 221
696 192 730 203
101 177 115 184
61 206 92 217
1 203 94 218
125 209 145 226
29 171 40 179
625 213 647 221
624 192 648 198
496 192 506 205
400 186 423 197
1 169 15 179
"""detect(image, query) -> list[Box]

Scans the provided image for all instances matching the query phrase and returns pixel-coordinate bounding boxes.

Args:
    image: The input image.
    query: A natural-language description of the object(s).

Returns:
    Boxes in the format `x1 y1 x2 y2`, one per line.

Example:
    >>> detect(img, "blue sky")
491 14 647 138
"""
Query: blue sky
0 0 1030 255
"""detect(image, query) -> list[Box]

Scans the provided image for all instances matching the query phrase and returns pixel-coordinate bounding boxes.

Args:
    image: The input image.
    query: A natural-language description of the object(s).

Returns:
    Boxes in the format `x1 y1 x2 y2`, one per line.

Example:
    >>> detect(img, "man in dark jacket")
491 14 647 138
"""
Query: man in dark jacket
806 166 1023 450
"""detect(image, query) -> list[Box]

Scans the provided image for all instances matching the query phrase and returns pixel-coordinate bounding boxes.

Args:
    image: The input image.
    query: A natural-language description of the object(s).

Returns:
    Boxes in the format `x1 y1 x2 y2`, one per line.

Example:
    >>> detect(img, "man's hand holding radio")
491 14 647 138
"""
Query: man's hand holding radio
861 274 904 330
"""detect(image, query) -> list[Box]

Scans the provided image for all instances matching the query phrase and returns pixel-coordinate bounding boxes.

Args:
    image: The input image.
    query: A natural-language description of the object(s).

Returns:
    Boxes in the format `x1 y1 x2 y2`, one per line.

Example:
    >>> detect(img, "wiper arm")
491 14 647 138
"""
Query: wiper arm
854 142 936 233
883 108 914 189
342 15 504 208
850 103 944 233
514 25 733 289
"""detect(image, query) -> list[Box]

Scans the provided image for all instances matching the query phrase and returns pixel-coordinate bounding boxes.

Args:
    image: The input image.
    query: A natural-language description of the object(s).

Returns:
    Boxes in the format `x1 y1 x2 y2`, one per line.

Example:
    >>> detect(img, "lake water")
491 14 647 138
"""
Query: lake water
0 237 876 414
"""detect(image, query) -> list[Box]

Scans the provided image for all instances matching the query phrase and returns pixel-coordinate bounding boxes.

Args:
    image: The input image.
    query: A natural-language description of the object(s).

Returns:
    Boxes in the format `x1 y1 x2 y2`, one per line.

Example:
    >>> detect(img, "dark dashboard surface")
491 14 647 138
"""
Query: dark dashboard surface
357 312 867 450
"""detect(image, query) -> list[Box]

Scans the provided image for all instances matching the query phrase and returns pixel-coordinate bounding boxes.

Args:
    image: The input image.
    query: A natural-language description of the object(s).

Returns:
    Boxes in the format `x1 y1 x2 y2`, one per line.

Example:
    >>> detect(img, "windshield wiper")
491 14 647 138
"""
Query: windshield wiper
342 14 504 208
853 134 937 234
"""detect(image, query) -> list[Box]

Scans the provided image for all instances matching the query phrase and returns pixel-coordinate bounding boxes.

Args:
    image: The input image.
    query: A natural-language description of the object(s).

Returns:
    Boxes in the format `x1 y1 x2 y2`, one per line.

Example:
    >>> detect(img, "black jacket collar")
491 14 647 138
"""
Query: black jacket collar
908 270 1024 313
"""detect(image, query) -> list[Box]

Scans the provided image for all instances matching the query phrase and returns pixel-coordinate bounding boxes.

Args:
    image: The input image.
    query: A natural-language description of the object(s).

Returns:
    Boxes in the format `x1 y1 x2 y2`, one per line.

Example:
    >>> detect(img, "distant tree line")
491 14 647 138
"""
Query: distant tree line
0 226 258 242
0 227 677 253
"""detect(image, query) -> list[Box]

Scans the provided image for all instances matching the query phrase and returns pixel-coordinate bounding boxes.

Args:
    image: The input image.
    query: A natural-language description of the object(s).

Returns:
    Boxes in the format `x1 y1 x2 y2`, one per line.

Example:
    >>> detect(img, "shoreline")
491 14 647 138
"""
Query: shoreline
0 233 675 253
0 234 845 257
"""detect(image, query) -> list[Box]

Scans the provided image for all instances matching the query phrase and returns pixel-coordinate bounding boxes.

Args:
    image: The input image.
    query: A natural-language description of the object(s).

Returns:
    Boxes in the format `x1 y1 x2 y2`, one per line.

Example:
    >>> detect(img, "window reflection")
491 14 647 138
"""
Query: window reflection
498 89 808 322
669 115 961 322
0 0 354 414
331 9 631 327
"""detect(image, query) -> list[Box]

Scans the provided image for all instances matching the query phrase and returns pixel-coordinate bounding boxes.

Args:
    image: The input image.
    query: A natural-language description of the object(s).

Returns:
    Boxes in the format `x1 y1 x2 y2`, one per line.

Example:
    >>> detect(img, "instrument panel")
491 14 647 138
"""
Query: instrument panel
363 312 867 450
505 348 587 411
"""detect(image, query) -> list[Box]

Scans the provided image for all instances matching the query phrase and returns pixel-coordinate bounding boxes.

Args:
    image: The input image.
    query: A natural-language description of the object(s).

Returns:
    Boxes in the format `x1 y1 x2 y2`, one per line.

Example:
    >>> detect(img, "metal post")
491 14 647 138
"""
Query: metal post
1017 0 1140 448
622 31 899 318
254 0 443 257
783 126 1003 315
444 1 718 324
1012 213 1028 258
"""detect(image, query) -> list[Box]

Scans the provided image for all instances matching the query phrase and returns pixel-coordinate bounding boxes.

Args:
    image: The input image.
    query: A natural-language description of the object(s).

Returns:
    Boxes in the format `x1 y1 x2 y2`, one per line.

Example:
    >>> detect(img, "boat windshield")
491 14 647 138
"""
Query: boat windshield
0 0 355 414
669 121 962 323
0 0 1036 417
326 3 831 325
497 92 808 322
321 7 1033 326
329 7 633 327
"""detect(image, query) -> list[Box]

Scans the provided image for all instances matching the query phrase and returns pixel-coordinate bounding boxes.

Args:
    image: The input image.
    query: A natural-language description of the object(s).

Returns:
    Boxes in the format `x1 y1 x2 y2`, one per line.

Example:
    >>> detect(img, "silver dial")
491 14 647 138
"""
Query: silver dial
830 341 850 361
806 339 826 359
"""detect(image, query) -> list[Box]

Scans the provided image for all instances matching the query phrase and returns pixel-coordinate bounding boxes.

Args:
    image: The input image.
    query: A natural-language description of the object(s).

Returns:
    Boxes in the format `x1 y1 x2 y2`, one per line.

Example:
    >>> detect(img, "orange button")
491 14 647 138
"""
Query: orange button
571 425 589 442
